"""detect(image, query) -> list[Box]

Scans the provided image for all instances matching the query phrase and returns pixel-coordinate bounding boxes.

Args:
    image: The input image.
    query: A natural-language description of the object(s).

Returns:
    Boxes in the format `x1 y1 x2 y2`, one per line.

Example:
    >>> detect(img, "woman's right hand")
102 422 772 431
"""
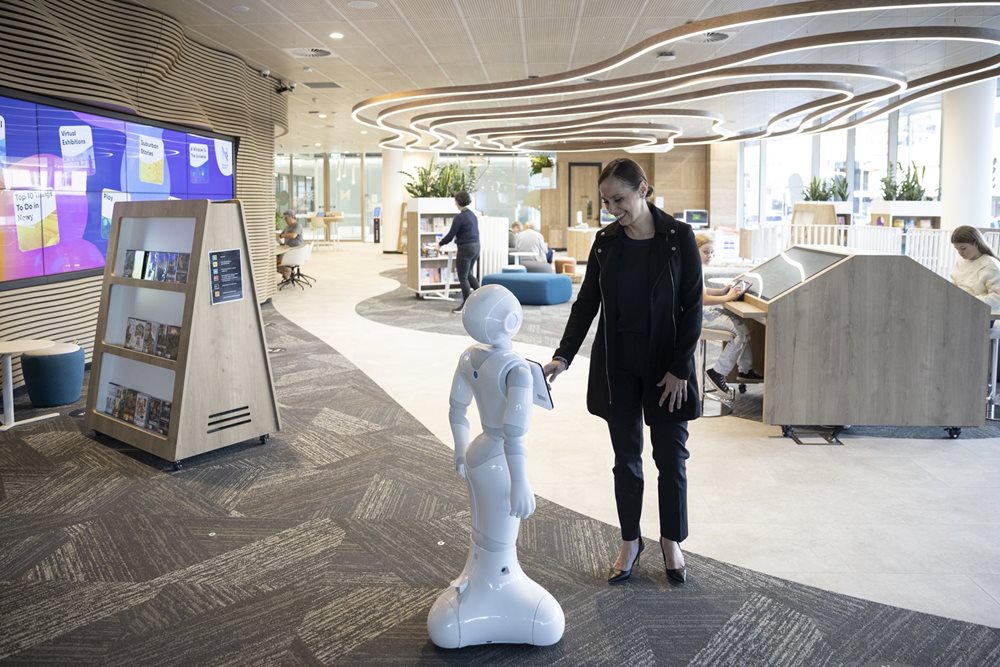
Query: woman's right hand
543 358 567 383
725 285 743 301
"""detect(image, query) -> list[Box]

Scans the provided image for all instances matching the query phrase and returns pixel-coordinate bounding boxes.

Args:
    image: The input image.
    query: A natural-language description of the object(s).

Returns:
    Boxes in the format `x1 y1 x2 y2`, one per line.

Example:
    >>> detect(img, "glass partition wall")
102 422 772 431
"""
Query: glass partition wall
737 91 964 227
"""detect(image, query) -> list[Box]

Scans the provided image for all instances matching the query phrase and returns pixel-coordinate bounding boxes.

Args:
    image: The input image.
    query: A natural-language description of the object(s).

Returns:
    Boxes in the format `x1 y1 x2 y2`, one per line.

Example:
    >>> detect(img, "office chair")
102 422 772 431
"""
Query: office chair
277 243 315 290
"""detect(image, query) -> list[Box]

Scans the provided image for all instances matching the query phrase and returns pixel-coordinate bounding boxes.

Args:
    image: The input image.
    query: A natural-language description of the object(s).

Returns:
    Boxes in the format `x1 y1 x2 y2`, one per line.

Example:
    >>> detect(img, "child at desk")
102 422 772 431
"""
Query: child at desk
695 233 762 394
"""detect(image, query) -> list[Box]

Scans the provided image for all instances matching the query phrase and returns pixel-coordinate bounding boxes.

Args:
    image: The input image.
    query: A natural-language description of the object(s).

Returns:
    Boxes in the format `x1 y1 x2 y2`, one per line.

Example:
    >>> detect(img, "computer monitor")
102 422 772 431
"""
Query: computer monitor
737 246 845 302
683 210 709 228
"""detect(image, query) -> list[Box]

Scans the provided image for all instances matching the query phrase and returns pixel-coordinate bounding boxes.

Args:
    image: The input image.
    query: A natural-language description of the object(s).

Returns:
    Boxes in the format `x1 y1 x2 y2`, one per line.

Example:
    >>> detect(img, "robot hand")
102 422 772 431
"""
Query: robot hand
454 451 467 479
509 478 536 519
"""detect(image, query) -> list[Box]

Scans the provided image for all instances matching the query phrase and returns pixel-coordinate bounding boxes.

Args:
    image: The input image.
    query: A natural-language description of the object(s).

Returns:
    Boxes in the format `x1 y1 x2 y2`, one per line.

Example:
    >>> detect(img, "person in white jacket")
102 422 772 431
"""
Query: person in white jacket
513 221 548 263
951 225 1000 311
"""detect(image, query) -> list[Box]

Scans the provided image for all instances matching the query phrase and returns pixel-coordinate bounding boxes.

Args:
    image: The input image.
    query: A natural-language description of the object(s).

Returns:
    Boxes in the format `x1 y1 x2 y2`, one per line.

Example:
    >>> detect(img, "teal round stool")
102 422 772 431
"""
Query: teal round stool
21 342 85 407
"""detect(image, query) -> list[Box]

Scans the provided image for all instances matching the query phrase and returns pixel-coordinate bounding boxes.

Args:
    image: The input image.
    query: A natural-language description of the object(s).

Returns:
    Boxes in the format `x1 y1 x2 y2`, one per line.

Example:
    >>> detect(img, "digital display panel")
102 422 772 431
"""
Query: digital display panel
738 246 844 301
0 93 235 285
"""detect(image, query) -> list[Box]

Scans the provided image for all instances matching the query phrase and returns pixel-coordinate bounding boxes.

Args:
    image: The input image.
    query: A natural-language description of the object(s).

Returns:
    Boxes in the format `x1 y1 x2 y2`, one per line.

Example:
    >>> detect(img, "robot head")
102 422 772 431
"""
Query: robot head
462 285 523 345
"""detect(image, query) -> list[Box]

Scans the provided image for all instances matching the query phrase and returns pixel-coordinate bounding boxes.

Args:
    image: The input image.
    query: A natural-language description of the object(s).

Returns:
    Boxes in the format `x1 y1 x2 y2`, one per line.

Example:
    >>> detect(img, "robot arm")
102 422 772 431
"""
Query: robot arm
503 363 536 519
448 364 474 479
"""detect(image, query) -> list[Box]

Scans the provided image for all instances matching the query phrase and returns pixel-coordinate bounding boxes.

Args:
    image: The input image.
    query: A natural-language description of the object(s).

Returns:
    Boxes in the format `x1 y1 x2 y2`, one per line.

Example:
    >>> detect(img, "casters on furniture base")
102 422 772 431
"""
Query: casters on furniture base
259 434 270 444
172 461 184 471
946 427 962 439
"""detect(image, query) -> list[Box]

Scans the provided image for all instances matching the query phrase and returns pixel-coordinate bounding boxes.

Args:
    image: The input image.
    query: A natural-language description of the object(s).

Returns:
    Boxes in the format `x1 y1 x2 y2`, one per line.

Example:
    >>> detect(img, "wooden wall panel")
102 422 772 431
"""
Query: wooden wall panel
708 142 739 229
0 0 287 387
652 146 709 216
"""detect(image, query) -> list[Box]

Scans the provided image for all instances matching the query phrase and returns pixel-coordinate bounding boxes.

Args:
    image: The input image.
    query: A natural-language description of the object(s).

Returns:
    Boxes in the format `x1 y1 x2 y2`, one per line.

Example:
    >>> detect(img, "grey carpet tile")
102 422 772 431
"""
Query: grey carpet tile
2 303 1000 665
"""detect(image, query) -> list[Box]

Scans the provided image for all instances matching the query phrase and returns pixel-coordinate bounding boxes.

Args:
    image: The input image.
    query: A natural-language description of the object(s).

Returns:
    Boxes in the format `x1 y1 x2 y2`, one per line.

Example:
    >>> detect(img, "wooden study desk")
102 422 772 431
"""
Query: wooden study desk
718 246 988 436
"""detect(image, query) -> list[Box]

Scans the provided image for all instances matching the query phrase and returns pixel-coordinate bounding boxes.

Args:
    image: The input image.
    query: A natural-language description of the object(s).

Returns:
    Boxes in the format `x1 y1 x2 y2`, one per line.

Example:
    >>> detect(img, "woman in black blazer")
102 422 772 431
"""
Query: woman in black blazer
544 158 702 584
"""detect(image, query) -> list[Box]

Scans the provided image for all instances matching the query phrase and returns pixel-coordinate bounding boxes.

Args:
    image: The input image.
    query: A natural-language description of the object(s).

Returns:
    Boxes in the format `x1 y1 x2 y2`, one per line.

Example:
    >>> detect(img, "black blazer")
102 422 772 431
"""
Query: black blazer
554 203 703 424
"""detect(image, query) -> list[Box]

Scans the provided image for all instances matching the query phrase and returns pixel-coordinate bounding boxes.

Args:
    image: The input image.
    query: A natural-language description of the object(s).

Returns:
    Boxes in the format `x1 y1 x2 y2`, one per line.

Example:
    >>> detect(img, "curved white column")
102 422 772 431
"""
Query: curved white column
941 80 994 230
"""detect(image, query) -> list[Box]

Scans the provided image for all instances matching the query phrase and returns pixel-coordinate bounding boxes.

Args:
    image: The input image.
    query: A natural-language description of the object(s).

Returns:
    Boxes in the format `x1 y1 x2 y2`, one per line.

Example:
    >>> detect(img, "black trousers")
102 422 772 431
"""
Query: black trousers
455 242 481 303
608 332 690 543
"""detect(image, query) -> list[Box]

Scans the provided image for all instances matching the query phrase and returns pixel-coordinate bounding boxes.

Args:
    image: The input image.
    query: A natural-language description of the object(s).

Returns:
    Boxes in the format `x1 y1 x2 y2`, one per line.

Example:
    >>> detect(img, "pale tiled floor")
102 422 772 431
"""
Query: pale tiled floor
272 243 1000 628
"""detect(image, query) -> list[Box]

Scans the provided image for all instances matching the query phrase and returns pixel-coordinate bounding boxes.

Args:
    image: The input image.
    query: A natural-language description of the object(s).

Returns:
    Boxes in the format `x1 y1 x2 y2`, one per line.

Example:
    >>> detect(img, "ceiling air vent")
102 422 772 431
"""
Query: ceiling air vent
684 31 730 43
284 47 336 59
303 81 341 89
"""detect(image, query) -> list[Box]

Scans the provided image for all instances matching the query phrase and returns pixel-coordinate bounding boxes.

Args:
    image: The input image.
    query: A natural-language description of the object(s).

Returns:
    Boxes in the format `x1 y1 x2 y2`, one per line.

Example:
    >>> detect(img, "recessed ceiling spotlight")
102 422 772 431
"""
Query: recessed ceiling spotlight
329 32 344 39
318 113 328 118
348 1 377 8
314 142 322 146
656 51 676 62
360 130 368 134
232 4 250 12
303 66 314 73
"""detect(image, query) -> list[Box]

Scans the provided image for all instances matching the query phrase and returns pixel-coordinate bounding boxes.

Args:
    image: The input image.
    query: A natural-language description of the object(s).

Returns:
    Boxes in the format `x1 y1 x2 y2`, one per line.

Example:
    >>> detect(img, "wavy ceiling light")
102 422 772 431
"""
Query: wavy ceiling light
352 0 1000 154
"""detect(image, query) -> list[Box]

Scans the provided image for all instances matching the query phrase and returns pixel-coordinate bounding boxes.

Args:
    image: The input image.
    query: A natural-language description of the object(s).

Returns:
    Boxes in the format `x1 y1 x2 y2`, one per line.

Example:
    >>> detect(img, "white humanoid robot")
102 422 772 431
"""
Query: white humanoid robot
427 285 565 649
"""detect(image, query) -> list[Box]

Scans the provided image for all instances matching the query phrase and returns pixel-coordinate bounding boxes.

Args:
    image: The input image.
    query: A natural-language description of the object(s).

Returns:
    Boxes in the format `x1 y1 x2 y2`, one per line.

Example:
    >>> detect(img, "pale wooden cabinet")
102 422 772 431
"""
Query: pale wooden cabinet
84 199 281 467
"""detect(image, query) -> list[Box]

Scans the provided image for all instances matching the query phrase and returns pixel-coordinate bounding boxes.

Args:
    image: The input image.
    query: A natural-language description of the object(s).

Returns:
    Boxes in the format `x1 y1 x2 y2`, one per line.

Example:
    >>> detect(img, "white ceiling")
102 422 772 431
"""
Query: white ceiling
129 0 1000 155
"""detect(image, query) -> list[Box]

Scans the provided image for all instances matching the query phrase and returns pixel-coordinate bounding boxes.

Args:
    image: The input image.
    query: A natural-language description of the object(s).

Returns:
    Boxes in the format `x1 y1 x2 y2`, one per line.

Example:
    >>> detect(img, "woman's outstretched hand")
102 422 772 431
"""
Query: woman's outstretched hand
657 371 686 411
543 358 567 383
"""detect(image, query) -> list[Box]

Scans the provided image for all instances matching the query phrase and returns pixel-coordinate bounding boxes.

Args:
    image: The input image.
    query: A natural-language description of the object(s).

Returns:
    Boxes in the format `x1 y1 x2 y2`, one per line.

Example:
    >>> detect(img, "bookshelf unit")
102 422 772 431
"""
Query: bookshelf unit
406 198 461 300
84 199 281 468
869 201 942 230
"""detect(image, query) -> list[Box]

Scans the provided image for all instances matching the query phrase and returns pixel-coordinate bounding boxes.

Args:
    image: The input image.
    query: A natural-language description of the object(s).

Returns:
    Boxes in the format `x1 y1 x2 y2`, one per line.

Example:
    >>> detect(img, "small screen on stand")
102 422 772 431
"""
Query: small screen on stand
683 210 708 227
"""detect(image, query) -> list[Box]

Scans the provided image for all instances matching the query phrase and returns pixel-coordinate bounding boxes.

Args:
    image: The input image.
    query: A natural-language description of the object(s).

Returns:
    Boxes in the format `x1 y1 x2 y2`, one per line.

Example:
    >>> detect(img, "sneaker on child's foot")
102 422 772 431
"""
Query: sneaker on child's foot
451 305 464 313
737 369 764 382
706 368 730 394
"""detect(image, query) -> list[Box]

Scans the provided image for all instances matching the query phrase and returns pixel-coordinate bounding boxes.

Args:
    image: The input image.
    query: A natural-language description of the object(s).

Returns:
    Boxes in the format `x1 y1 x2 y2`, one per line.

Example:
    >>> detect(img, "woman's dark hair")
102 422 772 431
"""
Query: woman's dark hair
454 191 472 207
598 158 654 200
951 225 997 259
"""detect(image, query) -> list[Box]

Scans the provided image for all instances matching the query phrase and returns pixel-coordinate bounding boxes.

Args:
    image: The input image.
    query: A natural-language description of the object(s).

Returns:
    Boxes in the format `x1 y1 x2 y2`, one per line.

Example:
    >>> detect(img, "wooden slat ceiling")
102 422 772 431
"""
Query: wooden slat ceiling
128 0 1000 155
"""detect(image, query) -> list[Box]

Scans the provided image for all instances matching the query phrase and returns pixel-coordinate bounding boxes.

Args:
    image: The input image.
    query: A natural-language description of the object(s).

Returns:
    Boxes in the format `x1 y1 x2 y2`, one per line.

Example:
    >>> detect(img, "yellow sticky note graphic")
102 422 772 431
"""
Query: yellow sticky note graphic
139 135 164 185
12 191 59 251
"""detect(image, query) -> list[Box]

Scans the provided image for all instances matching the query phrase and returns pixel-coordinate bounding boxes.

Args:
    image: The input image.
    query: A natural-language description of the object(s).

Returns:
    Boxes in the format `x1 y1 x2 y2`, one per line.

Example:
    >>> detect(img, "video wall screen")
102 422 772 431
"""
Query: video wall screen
0 93 234 285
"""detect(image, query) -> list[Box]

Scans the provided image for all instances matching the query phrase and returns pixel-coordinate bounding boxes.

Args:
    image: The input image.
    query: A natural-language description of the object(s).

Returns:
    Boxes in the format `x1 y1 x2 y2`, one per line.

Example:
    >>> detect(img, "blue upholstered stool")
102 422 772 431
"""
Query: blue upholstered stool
501 264 527 273
482 273 572 305
20 342 84 407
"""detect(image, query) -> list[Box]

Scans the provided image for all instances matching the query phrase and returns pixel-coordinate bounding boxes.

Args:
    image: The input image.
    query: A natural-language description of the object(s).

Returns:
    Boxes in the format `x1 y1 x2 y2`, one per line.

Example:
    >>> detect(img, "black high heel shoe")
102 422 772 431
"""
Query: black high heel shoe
607 539 644 584
660 540 686 584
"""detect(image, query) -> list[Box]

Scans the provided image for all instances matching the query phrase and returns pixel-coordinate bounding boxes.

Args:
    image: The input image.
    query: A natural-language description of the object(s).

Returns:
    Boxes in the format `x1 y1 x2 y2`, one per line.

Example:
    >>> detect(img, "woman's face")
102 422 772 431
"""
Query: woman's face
599 176 647 228
699 243 714 266
954 242 981 261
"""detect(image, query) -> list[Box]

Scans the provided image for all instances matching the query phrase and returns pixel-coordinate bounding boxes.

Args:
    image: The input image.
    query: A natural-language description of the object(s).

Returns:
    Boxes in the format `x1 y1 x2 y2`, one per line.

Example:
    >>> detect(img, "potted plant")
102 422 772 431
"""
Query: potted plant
870 161 940 224
529 154 553 176
802 177 830 201
828 174 850 201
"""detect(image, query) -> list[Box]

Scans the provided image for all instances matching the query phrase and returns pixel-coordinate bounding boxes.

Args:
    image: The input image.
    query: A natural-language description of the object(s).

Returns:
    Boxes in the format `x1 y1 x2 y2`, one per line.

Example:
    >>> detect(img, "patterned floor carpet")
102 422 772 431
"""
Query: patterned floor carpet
1 305 999 665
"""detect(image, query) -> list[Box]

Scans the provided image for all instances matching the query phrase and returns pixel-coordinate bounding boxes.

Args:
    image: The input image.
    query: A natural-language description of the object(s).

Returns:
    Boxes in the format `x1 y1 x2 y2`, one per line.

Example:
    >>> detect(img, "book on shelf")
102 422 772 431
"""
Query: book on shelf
124 317 158 355
105 382 121 415
134 393 149 428
123 250 135 277
175 253 190 284
143 252 159 280
121 388 137 423
146 398 162 430
155 324 180 360
157 400 172 435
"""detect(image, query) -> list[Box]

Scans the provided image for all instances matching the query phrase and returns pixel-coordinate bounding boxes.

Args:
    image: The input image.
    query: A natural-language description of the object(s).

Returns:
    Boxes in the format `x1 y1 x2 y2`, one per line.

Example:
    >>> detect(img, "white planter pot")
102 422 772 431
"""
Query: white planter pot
408 197 457 215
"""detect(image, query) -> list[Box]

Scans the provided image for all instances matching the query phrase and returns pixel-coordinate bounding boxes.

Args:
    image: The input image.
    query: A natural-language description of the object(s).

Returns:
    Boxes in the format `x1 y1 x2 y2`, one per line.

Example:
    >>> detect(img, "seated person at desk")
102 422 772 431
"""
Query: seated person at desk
508 222 522 248
276 209 304 280
513 221 550 263
695 233 762 394
950 225 1000 311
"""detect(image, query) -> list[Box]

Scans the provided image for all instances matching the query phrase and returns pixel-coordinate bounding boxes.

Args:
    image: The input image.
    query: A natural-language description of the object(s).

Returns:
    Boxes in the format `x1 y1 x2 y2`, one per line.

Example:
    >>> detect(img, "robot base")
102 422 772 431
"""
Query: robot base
427 543 565 648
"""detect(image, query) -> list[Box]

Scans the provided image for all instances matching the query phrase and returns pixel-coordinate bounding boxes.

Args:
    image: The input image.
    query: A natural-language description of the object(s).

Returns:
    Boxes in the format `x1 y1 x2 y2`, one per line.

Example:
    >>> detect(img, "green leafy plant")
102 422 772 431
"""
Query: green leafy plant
400 160 440 198
878 162 928 201
896 162 926 201
879 165 898 201
828 174 850 201
400 158 484 198
802 177 830 201
529 154 553 176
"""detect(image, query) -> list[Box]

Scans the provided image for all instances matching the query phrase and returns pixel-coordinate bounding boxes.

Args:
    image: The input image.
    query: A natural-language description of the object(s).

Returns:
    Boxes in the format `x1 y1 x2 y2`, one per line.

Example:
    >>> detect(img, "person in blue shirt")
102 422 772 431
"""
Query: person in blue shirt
437 191 480 313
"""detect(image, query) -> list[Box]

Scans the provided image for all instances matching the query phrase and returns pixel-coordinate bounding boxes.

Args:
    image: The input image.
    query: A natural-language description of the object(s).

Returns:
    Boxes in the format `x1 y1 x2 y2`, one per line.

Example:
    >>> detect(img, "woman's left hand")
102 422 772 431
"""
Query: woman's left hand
656 371 687 412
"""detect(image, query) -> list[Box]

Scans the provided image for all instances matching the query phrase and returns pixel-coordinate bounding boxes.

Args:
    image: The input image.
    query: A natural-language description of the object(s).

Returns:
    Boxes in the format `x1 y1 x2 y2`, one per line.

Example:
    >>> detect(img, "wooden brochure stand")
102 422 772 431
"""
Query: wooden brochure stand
84 199 281 467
